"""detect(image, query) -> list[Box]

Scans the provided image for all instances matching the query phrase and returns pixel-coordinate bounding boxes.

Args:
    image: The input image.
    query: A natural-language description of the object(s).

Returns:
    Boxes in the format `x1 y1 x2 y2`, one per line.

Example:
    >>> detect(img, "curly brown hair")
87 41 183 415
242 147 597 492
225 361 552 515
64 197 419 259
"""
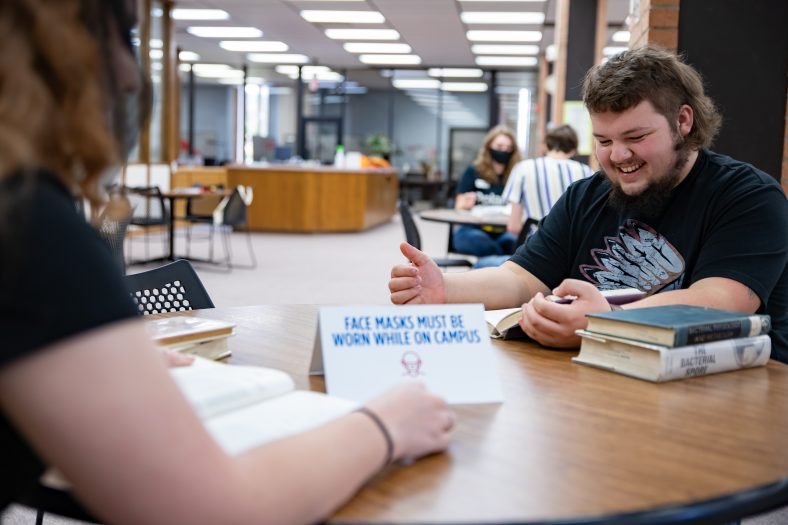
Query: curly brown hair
0 0 128 206
582 45 721 150
473 125 522 185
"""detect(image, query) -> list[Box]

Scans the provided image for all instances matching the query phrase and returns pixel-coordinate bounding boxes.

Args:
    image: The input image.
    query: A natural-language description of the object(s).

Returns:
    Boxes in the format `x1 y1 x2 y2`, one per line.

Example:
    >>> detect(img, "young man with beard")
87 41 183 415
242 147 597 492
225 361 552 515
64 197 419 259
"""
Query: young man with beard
388 46 788 363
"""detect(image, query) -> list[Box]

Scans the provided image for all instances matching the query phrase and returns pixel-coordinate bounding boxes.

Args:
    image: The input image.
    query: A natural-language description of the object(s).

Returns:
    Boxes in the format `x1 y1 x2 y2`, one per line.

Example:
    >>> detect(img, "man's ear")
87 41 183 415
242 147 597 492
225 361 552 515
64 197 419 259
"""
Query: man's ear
677 104 694 137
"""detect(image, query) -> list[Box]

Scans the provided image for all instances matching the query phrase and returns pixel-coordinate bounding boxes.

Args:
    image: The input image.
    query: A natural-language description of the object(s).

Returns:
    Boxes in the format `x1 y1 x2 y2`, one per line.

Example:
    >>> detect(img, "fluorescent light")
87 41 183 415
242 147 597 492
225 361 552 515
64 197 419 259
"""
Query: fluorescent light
441 82 488 92
247 53 309 64
300 10 385 23
151 62 163 71
428 68 484 77
359 54 421 65
220 41 289 52
392 78 441 89
179 51 200 61
187 27 263 38
276 65 330 76
612 31 630 43
149 49 163 59
475 56 538 66
194 69 245 79
603 46 629 56
466 30 542 42
191 64 232 73
343 42 411 53
149 38 163 49
461 12 545 24
459 0 546 2
471 44 539 55
218 78 244 85
178 64 191 72
173 9 229 20
325 29 399 40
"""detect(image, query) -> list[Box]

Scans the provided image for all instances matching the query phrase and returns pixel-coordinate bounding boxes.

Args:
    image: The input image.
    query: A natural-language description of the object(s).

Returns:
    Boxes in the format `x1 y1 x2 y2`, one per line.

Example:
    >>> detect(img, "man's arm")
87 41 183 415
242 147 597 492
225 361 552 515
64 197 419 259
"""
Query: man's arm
622 276 760 312
390 243 549 308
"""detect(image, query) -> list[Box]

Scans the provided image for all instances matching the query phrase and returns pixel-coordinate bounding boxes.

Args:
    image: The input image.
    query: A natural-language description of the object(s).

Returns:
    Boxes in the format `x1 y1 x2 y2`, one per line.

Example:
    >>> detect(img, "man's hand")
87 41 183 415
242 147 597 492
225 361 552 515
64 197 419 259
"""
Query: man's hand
389 243 447 304
519 279 611 348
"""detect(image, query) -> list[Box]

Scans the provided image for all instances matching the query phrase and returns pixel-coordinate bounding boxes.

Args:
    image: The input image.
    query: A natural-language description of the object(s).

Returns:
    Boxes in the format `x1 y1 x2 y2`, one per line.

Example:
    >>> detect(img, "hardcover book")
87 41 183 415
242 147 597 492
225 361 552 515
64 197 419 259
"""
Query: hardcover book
585 305 770 347
573 331 771 382
485 308 526 339
148 316 236 360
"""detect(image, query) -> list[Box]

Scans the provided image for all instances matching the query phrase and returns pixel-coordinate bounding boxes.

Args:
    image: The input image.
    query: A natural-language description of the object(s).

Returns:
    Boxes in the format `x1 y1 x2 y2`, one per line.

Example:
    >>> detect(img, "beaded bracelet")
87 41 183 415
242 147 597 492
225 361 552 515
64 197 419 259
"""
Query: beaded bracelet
356 406 394 467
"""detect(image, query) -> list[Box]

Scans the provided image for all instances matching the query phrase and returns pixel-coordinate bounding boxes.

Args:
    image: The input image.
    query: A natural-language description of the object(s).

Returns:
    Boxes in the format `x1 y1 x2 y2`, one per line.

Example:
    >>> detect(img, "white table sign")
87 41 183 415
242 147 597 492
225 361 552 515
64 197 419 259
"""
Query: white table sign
310 304 504 404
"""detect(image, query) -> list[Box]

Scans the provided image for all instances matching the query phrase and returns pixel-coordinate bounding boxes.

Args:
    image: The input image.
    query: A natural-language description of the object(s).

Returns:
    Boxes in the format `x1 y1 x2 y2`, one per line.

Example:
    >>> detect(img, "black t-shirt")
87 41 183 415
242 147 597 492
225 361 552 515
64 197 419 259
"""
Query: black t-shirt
0 171 138 509
511 149 788 363
456 165 507 206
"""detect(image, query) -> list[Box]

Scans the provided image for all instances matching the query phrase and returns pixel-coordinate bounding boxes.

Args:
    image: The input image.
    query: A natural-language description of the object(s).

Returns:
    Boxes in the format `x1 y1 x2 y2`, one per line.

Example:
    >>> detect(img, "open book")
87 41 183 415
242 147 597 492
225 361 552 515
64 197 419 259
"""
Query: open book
170 358 358 455
485 307 526 339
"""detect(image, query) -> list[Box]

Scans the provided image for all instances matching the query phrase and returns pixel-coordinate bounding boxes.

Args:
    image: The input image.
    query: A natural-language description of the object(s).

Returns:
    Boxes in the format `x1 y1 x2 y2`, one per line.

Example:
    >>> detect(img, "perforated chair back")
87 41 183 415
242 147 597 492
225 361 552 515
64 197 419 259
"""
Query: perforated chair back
125 259 214 315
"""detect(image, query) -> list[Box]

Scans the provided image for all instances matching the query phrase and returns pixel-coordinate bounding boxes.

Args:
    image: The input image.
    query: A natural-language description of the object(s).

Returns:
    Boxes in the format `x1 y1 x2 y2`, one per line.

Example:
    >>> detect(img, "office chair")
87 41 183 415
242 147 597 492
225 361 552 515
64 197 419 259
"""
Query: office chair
398 201 473 270
125 186 169 265
184 186 257 269
125 259 214 315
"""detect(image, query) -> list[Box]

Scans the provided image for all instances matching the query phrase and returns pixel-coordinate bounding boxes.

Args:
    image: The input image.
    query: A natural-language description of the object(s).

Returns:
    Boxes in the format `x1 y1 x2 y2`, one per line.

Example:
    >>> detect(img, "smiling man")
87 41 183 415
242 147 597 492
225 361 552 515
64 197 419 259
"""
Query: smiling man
388 46 788 363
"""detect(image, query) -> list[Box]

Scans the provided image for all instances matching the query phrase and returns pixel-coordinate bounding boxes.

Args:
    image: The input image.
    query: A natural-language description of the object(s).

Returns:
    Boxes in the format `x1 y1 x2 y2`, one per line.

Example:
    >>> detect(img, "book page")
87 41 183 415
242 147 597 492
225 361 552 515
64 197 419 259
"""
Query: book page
170 358 295 419
485 307 522 337
206 391 358 455
148 316 235 346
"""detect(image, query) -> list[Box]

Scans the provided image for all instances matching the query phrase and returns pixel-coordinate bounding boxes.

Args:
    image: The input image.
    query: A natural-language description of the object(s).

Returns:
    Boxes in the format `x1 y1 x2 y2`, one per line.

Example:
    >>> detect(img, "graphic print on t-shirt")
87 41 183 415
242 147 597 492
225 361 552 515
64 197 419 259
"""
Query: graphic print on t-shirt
580 220 685 294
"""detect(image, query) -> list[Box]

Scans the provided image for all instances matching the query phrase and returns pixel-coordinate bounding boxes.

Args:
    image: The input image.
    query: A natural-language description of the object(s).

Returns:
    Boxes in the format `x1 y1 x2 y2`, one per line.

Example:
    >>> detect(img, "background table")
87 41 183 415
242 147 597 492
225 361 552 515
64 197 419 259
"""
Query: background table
420 208 510 255
186 305 788 524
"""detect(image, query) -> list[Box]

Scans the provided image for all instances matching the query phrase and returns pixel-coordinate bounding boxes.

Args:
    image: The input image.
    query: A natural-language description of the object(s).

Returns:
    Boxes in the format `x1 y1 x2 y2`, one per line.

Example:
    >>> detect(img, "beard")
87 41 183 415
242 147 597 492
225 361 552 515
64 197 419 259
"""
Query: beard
605 136 692 220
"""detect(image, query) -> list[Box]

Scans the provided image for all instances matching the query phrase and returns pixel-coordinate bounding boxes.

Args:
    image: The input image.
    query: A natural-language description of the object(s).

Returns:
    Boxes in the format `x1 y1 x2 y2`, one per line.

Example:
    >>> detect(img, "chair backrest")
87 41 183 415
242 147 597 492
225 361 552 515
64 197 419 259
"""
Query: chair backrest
219 187 249 227
125 259 214 315
398 200 422 250
515 217 540 247
126 186 167 225
96 193 133 274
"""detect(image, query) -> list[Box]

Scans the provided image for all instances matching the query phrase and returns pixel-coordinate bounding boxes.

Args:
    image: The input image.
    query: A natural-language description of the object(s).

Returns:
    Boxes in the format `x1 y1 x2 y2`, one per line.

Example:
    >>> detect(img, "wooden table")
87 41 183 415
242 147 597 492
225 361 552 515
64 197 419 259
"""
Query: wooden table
420 208 510 254
188 305 788 524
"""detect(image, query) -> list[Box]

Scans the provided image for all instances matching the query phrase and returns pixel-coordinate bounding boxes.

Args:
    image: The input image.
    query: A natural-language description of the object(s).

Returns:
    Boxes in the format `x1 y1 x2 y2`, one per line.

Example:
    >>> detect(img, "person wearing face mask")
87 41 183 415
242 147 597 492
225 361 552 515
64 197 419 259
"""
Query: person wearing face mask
0 1 453 522
389 46 788 362
452 125 523 257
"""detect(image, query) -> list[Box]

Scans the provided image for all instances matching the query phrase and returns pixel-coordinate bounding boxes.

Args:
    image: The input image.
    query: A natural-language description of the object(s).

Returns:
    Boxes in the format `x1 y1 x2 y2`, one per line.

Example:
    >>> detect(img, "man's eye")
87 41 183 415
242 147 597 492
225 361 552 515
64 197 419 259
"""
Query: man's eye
628 135 645 142
597 140 611 146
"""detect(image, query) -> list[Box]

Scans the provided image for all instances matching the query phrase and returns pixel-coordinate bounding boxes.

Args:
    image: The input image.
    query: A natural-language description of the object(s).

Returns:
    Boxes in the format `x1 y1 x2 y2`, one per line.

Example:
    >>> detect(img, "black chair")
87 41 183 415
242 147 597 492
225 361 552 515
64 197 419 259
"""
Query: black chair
125 186 169 265
399 200 473 270
184 186 257 269
125 259 214 315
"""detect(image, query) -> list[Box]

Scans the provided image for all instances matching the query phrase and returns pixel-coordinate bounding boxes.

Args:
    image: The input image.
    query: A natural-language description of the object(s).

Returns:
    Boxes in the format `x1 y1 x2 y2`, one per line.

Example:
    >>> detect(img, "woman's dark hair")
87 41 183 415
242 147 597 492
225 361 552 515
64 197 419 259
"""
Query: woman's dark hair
582 45 721 149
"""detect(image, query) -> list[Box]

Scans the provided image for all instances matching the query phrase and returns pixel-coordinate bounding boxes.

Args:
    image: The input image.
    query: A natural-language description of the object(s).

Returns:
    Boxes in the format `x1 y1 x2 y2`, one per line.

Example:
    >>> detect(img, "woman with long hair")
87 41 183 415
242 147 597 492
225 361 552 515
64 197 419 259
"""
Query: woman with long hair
453 125 522 257
0 1 453 522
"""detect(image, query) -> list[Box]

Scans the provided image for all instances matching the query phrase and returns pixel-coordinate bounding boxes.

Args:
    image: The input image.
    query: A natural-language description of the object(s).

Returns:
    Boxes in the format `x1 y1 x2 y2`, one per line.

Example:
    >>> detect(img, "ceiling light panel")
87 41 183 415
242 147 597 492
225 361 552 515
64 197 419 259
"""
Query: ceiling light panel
428 68 484 78
475 56 538 66
343 42 412 53
172 9 229 20
220 41 289 52
458 0 546 2
301 10 385 23
612 31 630 42
325 29 400 40
359 54 421 65
460 12 545 24
178 51 200 61
441 82 488 92
466 30 542 42
392 79 441 89
471 44 539 55
247 53 310 64
187 27 263 38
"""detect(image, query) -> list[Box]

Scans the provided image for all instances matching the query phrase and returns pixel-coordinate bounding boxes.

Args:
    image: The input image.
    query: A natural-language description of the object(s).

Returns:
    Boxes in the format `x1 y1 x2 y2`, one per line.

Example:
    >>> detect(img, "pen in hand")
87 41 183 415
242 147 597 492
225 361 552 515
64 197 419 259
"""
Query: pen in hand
545 287 646 305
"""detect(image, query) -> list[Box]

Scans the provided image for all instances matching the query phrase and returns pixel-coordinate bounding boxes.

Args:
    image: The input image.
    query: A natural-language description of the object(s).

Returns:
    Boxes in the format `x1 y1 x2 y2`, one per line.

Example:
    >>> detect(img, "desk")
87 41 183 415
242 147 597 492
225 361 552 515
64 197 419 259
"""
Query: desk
189 305 788 523
420 208 509 254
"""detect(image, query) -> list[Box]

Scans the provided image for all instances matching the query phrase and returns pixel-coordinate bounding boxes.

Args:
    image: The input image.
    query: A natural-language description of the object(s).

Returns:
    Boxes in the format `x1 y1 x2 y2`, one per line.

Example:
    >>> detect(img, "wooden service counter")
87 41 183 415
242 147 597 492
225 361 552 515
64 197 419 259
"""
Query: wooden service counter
173 165 399 232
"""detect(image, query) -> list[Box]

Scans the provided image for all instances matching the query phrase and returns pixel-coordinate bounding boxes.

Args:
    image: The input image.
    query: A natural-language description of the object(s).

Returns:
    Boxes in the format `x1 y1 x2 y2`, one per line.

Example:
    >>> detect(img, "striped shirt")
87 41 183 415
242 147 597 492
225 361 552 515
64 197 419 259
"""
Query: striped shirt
502 156 593 220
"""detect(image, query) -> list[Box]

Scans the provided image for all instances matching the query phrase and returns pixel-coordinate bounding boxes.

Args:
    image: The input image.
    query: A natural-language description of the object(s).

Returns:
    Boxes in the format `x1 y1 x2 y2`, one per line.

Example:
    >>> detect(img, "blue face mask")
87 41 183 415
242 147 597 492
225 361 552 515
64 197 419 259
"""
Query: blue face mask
488 147 513 165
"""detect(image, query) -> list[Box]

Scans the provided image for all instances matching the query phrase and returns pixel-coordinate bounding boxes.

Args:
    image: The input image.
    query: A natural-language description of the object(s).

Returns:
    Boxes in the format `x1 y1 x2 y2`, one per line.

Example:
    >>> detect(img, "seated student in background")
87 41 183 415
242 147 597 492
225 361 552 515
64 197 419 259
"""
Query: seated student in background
452 126 522 257
0 1 453 523
389 46 788 363
475 125 592 268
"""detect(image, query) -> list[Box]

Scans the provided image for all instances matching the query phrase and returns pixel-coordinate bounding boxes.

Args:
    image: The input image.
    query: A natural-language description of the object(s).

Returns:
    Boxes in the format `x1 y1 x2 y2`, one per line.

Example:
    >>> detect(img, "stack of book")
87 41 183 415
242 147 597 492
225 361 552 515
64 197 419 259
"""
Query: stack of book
574 305 772 382
147 316 236 360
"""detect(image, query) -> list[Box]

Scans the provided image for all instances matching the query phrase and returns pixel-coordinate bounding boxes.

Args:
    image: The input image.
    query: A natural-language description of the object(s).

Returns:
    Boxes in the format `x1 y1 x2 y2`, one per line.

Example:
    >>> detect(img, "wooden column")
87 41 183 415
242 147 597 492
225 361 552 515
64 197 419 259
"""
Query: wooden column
628 0 679 51
551 0 569 124
162 1 179 163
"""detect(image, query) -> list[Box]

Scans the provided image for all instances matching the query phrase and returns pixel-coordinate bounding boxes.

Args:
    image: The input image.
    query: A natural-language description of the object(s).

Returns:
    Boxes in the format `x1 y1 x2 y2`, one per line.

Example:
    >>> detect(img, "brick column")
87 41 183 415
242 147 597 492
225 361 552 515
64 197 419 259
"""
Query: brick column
628 0 679 51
